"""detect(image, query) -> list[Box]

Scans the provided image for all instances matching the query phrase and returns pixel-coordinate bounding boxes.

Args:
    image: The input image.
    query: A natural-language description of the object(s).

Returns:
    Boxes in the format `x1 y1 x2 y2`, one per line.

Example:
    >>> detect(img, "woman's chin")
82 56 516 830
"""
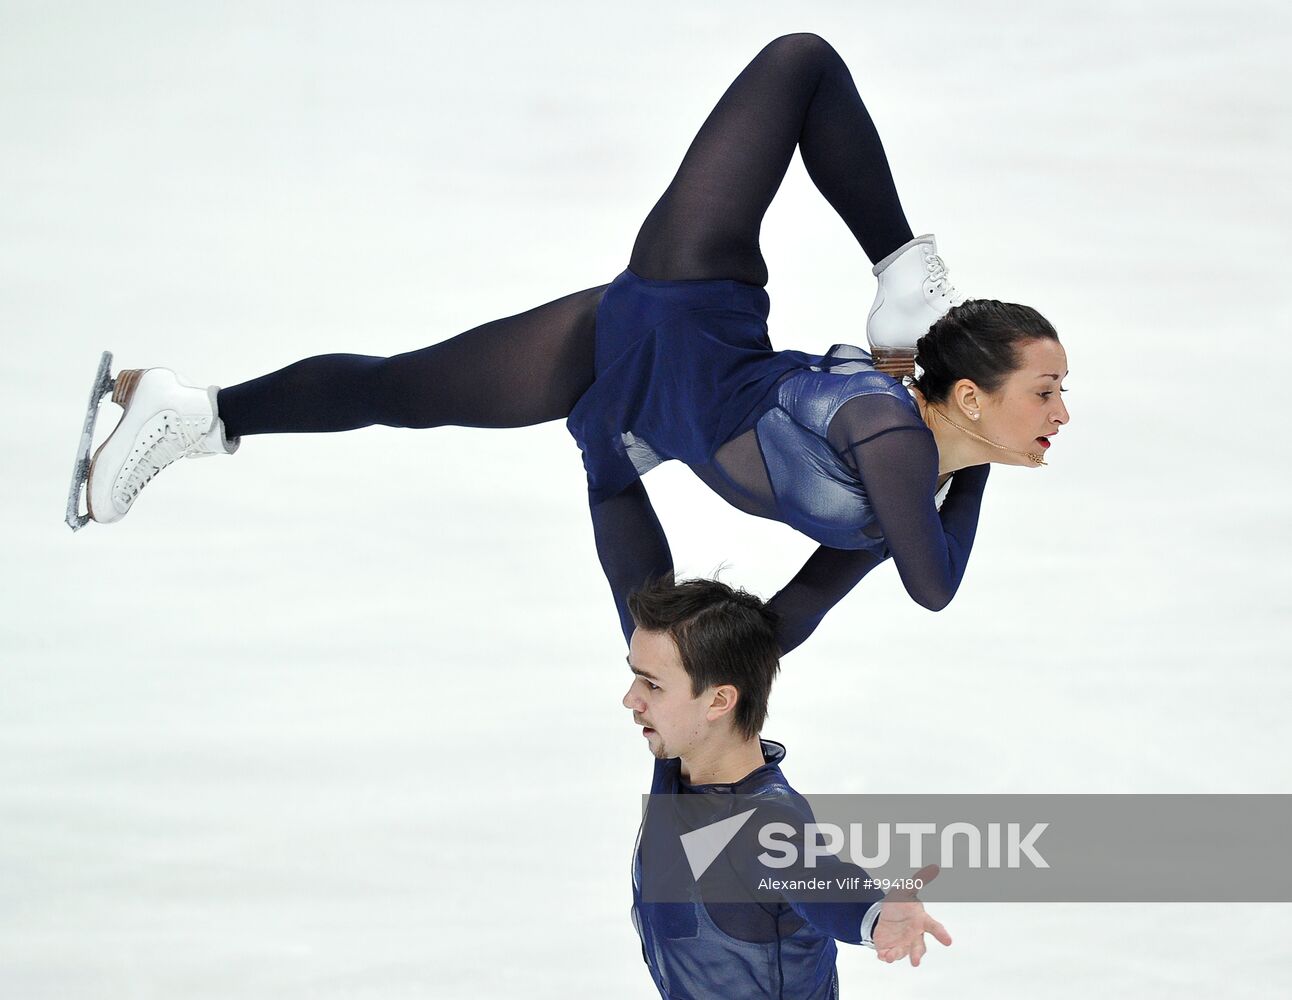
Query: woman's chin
989 451 1044 469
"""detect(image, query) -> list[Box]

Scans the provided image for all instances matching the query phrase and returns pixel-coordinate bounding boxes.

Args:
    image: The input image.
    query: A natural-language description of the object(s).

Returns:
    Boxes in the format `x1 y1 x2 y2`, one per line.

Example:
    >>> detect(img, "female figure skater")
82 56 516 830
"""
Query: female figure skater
75 33 1069 655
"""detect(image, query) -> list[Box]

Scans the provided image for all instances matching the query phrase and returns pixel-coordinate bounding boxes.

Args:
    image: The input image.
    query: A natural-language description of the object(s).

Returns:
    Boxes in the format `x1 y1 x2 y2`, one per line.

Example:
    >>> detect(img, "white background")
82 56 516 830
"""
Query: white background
3 0 1290 996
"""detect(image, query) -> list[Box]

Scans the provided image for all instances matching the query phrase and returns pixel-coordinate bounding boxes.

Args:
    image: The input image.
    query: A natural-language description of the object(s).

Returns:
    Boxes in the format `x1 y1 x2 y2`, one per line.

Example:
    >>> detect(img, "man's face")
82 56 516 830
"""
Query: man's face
622 628 713 760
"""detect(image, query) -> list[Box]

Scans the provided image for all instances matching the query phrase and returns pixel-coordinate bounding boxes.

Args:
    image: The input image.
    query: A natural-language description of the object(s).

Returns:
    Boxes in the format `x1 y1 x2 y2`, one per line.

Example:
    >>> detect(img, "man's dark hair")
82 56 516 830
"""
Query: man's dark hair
627 572 781 740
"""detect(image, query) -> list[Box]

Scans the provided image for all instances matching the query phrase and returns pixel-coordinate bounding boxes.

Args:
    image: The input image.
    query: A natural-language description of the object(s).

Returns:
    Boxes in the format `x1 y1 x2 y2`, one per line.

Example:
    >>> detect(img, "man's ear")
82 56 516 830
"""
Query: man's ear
705 684 741 724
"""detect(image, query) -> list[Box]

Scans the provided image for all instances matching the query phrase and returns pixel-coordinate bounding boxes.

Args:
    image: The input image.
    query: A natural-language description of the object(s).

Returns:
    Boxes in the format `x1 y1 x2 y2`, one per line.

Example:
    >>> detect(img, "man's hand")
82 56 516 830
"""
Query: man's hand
871 864 951 967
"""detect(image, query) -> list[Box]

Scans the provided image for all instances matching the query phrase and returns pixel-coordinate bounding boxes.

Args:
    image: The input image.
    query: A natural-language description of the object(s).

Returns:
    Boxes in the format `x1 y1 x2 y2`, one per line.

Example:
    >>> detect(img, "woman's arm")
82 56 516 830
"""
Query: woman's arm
846 424 990 612
592 479 885 654
764 447 987 651
767 545 889 655
588 479 675 644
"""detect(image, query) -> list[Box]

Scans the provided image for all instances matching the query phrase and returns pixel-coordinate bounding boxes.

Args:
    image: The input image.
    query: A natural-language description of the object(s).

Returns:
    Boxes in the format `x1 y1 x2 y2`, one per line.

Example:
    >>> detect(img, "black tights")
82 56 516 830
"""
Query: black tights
216 33 914 648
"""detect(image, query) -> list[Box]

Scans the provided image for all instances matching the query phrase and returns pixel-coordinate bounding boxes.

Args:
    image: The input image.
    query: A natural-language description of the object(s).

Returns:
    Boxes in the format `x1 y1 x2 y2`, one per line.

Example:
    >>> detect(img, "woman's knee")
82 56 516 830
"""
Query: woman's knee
763 32 838 67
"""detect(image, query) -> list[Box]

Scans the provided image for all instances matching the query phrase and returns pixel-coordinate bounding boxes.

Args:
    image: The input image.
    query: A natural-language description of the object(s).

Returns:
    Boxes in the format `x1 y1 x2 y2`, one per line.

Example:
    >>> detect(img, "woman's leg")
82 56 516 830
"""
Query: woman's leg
217 283 609 438
629 32 914 286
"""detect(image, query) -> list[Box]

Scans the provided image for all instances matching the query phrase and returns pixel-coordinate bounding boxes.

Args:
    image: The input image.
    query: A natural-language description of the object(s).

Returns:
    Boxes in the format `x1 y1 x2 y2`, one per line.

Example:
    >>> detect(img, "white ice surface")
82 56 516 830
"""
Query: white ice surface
2 1 1290 996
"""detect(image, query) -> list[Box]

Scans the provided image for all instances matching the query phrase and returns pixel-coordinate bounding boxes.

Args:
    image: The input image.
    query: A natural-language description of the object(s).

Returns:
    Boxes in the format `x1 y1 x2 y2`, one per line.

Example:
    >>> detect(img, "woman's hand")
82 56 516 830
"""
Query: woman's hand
871 864 952 967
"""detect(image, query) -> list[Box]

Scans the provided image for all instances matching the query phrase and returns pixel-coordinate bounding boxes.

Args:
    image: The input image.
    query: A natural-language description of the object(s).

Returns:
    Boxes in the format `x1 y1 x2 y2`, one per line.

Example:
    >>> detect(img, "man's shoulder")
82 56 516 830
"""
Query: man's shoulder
743 769 815 825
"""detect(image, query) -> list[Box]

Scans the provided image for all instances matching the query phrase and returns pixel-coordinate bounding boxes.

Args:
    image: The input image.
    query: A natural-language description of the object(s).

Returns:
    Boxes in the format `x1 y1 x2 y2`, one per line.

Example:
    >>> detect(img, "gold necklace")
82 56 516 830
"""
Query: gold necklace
924 403 1046 466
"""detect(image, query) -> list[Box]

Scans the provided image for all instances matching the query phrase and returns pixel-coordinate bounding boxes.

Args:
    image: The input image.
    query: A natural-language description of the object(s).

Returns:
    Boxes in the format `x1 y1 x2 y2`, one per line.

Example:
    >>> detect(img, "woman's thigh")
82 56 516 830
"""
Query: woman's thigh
374 282 609 428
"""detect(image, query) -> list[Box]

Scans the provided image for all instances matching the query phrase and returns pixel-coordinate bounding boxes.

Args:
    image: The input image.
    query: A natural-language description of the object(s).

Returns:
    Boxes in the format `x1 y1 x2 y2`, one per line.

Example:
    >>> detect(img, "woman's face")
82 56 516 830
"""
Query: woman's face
976 337 1070 467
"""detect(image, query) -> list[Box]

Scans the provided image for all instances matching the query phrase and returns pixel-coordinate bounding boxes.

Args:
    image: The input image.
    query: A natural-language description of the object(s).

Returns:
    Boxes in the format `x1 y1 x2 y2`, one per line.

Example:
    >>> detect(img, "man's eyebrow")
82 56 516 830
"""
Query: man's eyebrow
625 654 660 682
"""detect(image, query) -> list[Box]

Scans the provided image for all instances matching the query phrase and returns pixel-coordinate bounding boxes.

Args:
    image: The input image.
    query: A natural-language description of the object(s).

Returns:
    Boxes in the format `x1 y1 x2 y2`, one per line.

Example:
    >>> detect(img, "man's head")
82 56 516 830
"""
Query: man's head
621 573 780 760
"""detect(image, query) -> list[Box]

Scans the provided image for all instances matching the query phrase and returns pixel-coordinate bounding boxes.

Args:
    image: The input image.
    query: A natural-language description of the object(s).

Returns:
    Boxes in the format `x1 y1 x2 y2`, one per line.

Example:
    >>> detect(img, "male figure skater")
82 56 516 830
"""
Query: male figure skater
622 573 950 998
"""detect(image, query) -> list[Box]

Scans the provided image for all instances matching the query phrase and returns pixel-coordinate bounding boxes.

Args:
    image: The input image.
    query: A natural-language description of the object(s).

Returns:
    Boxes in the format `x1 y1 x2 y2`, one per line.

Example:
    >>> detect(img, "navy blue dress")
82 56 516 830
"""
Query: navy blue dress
566 267 940 553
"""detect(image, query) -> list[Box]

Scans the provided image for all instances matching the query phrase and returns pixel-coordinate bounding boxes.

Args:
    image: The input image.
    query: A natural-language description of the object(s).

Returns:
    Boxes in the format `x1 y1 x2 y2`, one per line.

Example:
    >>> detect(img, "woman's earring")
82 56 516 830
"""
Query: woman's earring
971 413 979 421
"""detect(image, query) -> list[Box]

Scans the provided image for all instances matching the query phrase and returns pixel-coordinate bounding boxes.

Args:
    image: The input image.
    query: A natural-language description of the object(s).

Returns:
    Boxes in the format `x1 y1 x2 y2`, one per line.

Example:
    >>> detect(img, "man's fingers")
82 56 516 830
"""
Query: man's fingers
927 917 952 947
887 863 939 901
909 937 926 968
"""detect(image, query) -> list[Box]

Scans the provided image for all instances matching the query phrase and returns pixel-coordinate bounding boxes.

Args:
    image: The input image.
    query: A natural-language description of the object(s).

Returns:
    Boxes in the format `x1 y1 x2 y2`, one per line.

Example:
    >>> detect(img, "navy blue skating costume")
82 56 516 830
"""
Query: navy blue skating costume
633 741 884 999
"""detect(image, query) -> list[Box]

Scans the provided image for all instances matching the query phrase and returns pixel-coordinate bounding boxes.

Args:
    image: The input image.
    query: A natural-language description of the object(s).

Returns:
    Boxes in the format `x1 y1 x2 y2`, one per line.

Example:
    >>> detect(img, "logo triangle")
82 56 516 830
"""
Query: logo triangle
679 808 758 880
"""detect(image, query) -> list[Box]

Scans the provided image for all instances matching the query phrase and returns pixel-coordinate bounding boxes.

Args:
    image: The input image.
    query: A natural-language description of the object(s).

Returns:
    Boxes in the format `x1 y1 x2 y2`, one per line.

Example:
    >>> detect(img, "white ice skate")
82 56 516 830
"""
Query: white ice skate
866 233 966 378
65 353 238 530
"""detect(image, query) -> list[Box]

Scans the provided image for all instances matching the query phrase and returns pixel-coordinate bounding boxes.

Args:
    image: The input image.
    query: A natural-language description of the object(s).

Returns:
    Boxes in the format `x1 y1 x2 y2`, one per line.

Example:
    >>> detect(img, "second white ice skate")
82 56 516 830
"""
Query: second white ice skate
82 365 239 526
866 233 966 378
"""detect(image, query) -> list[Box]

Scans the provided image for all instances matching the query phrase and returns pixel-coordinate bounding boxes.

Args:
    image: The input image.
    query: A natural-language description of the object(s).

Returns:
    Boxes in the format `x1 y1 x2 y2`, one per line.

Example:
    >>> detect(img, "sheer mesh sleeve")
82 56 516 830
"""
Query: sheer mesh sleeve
828 394 990 612
709 797 885 947
588 479 675 644
767 545 889 655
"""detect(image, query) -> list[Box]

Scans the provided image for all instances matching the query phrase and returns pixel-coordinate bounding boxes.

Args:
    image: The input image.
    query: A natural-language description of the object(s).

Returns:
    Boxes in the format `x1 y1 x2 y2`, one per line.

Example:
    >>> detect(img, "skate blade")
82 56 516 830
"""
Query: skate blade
65 350 116 531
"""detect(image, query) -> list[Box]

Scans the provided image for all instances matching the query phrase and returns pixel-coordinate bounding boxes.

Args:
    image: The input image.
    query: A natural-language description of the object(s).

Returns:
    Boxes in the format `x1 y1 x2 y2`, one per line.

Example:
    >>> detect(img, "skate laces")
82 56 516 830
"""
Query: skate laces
116 415 200 504
923 249 964 303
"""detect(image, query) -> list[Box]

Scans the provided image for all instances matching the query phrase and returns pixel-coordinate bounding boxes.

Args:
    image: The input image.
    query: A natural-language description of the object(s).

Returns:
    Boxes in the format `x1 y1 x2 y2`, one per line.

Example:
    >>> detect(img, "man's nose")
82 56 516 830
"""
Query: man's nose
623 686 639 710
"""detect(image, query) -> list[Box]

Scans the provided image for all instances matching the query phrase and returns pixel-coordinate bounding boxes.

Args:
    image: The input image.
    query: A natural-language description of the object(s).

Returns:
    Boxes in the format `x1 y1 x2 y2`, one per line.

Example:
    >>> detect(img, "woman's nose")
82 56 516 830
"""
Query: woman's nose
1053 396 1070 425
